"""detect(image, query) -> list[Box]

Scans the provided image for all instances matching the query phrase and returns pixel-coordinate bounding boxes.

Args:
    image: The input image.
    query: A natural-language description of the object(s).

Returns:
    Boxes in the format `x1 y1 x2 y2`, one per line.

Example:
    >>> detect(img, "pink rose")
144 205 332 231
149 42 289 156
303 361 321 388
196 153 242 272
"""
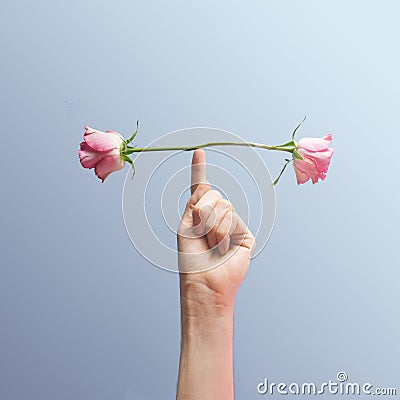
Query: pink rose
78 126 125 182
293 134 334 184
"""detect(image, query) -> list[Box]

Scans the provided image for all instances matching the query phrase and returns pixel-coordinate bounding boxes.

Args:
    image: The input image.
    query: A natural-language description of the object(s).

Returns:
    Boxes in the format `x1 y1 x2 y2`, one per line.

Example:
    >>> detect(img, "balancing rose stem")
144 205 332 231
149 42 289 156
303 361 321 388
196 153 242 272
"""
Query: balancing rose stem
124 141 296 154
78 124 334 184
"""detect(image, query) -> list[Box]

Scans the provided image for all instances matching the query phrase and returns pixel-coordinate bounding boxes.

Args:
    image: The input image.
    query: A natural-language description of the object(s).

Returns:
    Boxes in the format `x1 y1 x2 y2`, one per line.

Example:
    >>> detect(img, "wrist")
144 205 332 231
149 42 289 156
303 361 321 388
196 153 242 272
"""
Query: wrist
179 278 236 319
180 312 234 351
178 294 235 400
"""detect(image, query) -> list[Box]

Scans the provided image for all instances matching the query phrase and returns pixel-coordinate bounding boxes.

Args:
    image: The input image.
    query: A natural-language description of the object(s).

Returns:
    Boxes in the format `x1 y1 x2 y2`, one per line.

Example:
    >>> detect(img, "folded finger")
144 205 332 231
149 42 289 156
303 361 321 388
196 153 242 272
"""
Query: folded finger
204 199 233 249
192 190 222 234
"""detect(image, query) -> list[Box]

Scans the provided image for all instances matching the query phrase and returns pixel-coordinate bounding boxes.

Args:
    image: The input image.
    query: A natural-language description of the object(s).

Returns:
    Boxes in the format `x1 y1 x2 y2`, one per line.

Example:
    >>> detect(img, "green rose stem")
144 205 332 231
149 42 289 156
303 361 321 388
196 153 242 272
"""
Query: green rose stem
122 141 298 186
123 141 296 154
79 117 335 184
120 117 308 185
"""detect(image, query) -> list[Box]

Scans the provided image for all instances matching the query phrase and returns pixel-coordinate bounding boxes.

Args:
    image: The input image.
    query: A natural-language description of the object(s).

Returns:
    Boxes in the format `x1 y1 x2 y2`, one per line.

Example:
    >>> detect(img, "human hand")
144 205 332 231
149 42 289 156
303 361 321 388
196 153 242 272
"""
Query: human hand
177 149 255 315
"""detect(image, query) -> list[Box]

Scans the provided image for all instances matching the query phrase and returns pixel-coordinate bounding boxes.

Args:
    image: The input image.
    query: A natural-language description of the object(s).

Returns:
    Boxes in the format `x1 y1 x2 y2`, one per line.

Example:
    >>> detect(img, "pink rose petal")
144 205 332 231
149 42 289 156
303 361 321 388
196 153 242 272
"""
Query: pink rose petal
94 154 125 182
78 142 106 168
293 134 334 184
84 126 124 152
78 126 126 181
297 134 332 152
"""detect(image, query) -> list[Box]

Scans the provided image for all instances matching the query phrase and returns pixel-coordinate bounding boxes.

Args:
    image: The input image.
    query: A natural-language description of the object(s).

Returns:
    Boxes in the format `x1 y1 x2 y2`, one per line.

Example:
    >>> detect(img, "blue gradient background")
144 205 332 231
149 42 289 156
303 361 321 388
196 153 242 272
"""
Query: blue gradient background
1 1 399 399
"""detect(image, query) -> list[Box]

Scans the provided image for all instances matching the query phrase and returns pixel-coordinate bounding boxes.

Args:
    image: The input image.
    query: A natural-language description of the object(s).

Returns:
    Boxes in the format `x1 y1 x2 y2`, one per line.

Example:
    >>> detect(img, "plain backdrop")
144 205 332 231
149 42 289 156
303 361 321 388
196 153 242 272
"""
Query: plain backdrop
0 1 399 399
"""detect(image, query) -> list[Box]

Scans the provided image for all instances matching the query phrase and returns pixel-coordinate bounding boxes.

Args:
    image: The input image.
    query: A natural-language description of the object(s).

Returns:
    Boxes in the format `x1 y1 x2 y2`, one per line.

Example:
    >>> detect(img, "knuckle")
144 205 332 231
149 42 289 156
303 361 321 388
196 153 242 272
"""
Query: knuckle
225 212 235 230
219 199 233 210
225 210 235 219
215 228 227 241
199 205 213 221
248 230 256 245
192 204 201 215
216 224 231 240
210 189 222 199
250 236 256 254
188 194 197 205
204 215 217 233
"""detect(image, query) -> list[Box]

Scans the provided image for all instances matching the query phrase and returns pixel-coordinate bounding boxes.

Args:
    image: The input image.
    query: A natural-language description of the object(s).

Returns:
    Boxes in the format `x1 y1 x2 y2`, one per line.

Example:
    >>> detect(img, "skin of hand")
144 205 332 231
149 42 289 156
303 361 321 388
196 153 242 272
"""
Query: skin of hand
176 149 255 400
178 149 255 313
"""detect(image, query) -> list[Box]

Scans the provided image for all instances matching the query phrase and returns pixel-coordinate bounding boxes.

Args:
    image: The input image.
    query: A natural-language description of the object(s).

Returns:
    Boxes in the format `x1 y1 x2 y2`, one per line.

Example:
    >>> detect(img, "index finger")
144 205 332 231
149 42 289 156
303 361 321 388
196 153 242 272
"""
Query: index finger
191 149 208 195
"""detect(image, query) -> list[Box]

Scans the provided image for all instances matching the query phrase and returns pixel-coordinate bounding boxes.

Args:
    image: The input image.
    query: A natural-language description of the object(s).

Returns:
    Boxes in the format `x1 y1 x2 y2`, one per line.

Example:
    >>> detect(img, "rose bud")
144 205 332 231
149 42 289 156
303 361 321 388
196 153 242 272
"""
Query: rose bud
293 134 334 184
78 126 125 182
